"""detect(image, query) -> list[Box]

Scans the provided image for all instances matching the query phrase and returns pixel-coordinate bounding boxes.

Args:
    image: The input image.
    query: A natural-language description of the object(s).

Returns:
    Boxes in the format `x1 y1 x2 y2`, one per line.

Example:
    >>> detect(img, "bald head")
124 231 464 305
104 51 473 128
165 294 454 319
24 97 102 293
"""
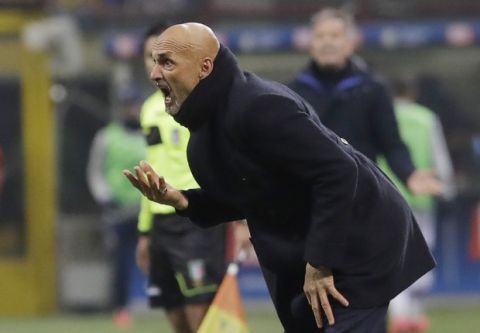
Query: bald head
149 23 220 115
155 23 219 60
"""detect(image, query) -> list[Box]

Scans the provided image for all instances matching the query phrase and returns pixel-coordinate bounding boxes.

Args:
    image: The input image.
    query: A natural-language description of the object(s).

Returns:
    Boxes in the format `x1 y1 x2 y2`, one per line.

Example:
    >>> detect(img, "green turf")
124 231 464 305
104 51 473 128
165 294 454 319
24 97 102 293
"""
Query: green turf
0 308 283 333
1 306 479 332
428 307 480 333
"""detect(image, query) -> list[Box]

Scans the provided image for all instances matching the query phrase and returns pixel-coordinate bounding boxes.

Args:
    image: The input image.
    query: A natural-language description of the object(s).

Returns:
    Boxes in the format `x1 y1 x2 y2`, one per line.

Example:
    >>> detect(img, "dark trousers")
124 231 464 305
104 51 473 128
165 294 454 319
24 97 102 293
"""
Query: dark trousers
289 293 388 333
322 303 388 333
257 252 389 333
106 218 138 309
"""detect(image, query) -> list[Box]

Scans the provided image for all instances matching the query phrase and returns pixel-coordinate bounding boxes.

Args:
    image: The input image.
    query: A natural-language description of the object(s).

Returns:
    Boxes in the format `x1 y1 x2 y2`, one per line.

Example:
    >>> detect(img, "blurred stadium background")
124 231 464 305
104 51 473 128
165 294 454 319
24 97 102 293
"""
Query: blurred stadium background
1 0 480 332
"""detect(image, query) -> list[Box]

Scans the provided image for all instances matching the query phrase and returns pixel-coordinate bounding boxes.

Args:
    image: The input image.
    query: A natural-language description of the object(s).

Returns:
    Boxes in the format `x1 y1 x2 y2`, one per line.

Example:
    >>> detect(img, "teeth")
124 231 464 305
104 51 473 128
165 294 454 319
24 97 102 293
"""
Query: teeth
165 96 172 104
156 81 168 91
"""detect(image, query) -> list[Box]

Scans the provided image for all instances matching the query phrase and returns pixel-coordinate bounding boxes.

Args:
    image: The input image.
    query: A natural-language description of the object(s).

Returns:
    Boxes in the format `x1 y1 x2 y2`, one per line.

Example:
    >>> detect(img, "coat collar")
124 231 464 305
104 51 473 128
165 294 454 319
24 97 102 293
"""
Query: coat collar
173 44 241 131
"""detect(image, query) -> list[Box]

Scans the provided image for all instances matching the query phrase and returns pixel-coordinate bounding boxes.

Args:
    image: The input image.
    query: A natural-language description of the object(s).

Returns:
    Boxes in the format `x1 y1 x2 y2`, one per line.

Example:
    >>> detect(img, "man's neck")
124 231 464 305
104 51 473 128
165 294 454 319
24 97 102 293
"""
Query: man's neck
311 60 352 82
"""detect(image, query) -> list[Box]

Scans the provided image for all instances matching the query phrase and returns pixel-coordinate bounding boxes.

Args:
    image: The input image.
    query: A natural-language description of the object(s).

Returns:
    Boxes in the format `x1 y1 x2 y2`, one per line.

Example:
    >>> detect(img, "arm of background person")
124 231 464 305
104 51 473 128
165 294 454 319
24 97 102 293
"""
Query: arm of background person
86 129 113 205
370 81 415 184
0 145 4 195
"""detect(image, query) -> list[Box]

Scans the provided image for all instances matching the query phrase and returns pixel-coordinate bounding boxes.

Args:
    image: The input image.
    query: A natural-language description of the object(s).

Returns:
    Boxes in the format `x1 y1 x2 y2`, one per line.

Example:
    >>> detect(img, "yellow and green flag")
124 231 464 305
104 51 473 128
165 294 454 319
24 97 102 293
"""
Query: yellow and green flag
197 263 250 333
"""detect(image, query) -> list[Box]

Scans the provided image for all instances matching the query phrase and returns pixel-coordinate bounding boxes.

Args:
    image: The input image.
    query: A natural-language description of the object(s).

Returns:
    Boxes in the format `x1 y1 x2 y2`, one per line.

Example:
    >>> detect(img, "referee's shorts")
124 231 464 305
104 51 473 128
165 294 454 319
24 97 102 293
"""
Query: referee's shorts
147 213 226 310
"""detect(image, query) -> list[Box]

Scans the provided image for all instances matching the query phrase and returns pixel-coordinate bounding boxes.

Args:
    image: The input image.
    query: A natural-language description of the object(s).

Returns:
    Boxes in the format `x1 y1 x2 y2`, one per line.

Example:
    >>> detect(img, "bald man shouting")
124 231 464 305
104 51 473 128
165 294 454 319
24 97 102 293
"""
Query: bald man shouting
124 23 435 333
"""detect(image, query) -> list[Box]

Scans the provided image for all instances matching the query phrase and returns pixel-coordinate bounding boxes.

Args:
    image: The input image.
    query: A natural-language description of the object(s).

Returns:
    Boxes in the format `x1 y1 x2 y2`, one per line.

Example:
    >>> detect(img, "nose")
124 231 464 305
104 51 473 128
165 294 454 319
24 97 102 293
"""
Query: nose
150 64 163 82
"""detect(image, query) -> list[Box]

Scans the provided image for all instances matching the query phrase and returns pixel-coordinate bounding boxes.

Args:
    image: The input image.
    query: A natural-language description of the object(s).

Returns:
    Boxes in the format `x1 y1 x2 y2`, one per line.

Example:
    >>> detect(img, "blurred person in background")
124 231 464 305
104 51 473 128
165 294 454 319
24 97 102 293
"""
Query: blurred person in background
288 8 442 197
378 77 456 333
135 22 228 333
87 85 146 328
124 22 436 333
0 145 4 225
0 145 4 198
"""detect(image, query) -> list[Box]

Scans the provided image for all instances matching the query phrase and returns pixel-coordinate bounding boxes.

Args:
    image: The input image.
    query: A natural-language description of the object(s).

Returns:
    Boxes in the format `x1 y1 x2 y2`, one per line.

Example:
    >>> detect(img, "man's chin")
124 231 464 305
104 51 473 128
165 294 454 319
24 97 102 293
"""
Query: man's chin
165 106 180 116
316 58 346 69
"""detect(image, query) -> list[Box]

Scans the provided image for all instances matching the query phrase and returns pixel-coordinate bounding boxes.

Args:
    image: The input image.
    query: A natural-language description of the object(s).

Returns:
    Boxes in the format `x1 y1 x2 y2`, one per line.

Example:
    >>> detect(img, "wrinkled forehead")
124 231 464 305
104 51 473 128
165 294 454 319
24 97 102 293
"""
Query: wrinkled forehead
151 35 199 58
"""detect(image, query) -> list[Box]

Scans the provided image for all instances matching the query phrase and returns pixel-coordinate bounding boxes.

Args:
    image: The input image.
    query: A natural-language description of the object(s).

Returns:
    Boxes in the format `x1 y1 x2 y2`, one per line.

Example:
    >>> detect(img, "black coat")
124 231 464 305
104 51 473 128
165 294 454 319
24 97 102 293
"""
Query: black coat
174 46 435 332
288 60 415 184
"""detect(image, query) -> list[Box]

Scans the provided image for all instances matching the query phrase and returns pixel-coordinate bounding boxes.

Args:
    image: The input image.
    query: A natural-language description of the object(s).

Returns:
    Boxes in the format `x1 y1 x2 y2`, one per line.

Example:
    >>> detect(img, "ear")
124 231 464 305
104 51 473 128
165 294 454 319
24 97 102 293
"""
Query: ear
199 58 214 80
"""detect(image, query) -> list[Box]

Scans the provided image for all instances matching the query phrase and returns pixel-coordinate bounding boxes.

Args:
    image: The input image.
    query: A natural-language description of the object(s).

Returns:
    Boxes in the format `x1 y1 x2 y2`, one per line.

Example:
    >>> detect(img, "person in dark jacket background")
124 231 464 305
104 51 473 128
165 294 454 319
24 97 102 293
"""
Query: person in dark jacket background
288 8 442 196
124 23 435 333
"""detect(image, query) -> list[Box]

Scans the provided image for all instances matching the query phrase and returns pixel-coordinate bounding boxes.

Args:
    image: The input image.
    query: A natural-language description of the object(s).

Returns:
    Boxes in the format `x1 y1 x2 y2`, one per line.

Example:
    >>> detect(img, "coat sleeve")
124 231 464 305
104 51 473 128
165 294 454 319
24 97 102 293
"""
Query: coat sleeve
370 82 415 184
241 94 358 269
176 189 245 228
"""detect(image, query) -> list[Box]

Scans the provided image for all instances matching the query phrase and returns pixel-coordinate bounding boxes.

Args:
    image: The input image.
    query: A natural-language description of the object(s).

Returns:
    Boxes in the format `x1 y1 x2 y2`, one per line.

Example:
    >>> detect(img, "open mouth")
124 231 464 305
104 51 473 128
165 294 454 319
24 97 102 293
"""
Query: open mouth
156 81 174 107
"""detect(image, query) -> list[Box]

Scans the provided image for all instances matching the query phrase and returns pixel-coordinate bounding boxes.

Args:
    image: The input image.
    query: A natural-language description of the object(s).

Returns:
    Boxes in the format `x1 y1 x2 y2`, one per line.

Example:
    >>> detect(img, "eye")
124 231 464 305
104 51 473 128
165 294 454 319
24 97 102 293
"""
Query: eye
164 59 174 69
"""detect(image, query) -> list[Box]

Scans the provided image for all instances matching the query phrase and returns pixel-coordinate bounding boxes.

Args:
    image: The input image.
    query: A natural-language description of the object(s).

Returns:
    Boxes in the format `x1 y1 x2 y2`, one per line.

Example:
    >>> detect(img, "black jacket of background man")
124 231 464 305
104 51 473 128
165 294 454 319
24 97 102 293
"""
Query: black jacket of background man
288 60 415 184
173 46 435 332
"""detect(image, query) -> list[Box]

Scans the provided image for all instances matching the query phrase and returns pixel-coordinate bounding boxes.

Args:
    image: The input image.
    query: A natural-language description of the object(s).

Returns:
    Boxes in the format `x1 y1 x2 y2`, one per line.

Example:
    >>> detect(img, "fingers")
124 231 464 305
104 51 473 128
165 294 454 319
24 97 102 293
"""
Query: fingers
134 166 148 187
308 289 346 328
147 172 169 199
156 175 168 195
146 171 159 191
309 292 323 328
428 179 443 194
320 291 334 326
134 166 151 195
303 263 349 328
304 287 349 328
305 291 311 305
141 161 168 196
330 288 349 307
140 160 155 173
124 163 169 202
122 170 136 183
158 176 167 191
408 169 444 195
122 170 143 192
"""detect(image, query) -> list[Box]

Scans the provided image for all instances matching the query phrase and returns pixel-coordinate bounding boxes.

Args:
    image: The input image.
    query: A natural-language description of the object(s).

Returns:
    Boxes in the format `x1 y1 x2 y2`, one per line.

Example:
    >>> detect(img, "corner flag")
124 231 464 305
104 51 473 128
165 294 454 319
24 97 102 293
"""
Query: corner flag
197 262 250 333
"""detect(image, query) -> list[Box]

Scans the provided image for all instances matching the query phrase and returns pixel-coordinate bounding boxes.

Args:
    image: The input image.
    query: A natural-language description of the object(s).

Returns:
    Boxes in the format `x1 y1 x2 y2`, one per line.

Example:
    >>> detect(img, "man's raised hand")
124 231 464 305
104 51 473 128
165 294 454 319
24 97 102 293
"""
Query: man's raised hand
123 160 188 210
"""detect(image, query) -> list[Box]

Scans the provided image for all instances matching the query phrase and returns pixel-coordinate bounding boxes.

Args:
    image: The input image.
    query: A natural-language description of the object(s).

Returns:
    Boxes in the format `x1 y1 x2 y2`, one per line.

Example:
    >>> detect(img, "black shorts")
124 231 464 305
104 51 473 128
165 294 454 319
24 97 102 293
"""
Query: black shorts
147 214 226 310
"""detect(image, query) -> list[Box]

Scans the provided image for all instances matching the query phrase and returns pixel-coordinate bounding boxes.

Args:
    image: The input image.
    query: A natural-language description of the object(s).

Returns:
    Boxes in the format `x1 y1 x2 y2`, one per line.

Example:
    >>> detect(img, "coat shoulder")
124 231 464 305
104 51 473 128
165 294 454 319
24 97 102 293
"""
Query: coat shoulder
228 72 306 128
